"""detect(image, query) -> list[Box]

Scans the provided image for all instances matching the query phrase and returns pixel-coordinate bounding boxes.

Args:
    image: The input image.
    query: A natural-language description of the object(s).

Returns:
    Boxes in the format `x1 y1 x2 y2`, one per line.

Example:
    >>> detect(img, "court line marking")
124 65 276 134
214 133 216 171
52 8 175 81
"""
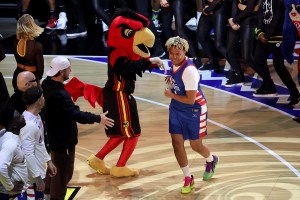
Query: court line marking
201 84 295 118
71 57 300 179
134 95 300 179
152 71 296 118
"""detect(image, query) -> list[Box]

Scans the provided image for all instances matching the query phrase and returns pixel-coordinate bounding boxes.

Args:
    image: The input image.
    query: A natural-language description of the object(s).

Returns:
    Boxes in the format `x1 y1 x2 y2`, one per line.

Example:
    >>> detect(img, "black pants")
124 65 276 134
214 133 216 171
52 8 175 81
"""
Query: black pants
160 0 198 58
252 41 299 98
46 148 75 200
197 1 229 60
226 15 257 77
90 0 111 25
70 0 86 30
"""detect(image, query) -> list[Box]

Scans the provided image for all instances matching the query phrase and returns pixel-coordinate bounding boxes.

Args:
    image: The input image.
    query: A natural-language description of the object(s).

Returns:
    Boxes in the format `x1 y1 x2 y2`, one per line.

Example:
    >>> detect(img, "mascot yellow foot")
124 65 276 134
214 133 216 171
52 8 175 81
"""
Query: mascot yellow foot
87 154 110 175
110 166 139 177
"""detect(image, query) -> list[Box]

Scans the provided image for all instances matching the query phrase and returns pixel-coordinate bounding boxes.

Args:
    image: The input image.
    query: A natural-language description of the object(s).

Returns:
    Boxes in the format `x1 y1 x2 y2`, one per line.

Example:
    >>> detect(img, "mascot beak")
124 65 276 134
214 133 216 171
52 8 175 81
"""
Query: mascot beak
133 27 155 58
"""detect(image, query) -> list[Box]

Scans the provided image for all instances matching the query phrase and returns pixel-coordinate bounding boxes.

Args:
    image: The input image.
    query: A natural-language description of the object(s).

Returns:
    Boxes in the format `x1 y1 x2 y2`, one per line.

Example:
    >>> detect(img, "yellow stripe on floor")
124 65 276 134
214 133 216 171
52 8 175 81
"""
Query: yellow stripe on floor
65 187 80 200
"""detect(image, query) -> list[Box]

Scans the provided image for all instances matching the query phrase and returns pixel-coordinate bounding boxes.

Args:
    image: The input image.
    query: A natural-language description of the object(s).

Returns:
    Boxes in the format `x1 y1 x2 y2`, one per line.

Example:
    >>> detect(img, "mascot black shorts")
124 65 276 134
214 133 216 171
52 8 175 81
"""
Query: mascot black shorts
103 88 141 138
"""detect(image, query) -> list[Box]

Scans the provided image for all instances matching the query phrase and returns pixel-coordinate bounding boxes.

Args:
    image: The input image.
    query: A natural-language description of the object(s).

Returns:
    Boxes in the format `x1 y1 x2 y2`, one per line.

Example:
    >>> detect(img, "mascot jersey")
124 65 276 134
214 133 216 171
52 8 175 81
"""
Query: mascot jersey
103 9 158 138
66 9 160 177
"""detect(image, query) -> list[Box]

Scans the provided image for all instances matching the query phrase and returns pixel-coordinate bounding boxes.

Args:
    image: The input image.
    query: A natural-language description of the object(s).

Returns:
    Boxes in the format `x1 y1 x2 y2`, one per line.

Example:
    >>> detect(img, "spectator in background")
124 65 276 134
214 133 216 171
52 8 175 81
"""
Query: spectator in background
225 0 259 87
90 0 111 31
160 0 202 68
12 14 44 91
19 0 68 30
251 0 300 107
197 0 230 72
66 0 87 38
45 0 68 30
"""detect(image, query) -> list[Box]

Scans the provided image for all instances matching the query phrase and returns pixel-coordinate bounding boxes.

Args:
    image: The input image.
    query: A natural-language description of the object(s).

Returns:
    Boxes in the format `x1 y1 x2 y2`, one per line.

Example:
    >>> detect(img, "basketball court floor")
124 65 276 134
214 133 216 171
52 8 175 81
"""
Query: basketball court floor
1 54 300 200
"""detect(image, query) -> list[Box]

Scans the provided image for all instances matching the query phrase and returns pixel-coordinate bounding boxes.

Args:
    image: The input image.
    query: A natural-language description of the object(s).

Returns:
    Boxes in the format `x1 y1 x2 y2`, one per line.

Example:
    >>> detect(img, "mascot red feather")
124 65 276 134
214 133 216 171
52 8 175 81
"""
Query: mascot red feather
65 9 165 177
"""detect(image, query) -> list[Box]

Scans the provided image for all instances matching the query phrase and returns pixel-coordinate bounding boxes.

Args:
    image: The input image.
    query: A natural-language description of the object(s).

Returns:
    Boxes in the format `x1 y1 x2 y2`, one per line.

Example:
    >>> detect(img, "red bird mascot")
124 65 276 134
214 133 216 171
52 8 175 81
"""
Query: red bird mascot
65 9 165 177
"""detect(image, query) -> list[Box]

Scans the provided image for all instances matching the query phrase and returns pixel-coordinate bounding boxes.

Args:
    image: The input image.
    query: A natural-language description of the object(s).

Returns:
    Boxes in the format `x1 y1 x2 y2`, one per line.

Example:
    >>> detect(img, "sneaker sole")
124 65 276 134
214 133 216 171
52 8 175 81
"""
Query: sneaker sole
253 93 277 97
289 100 300 108
56 26 67 30
181 184 195 194
66 32 87 38
46 26 57 30
224 82 244 88
203 157 219 181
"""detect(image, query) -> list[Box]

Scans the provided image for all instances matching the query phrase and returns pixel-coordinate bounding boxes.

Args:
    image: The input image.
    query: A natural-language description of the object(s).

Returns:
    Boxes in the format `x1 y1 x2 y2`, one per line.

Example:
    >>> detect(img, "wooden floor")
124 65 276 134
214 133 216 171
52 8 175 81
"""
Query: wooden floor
1 55 300 200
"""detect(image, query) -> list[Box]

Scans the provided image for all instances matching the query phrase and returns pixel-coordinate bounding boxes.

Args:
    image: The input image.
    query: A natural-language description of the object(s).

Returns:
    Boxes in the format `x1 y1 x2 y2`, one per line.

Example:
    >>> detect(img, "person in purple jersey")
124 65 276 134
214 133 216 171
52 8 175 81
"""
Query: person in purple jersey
163 36 219 194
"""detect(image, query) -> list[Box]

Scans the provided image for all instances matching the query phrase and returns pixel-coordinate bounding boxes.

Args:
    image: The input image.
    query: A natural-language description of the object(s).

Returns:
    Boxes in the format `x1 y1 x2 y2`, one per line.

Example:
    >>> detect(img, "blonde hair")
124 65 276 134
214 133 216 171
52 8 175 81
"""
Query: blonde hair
16 14 44 40
165 36 189 52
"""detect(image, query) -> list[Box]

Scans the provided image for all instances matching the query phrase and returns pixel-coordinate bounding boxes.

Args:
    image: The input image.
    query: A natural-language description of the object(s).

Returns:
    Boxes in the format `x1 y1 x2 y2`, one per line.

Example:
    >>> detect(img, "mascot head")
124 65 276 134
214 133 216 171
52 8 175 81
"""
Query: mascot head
107 9 155 58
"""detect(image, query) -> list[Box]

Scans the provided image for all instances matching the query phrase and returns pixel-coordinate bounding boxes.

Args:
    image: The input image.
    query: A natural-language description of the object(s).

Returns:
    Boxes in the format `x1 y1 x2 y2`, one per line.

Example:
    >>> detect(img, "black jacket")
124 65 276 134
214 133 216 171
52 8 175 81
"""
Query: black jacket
41 77 101 151
256 0 284 40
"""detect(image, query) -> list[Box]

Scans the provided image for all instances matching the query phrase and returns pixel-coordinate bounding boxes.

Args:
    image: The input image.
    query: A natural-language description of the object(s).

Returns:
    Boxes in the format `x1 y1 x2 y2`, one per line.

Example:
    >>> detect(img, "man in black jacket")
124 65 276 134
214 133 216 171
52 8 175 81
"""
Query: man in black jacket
41 56 114 200
252 0 300 107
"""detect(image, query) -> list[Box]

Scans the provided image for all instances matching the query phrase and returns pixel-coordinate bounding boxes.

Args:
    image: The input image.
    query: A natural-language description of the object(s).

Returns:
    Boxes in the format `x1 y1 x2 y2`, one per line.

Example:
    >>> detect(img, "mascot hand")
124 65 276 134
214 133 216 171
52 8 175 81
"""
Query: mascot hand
150 57 167 74
100 111 115 129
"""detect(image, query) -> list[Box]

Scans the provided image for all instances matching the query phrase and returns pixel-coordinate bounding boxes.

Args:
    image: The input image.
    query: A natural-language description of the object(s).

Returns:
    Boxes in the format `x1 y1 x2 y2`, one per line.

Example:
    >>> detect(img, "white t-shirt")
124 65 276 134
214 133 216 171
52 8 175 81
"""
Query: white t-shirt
20 111 51 182
172 64 200 90
0 129 28 194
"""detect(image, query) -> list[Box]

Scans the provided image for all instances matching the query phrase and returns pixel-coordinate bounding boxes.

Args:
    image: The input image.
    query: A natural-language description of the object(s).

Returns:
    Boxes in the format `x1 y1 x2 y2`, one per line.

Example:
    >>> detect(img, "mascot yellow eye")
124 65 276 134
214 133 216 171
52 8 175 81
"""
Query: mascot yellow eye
123 28 135 38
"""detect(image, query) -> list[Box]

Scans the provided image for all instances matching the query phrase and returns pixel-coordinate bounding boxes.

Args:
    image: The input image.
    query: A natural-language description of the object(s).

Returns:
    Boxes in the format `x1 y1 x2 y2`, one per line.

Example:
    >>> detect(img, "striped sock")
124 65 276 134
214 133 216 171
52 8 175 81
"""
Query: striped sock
26 185 35 200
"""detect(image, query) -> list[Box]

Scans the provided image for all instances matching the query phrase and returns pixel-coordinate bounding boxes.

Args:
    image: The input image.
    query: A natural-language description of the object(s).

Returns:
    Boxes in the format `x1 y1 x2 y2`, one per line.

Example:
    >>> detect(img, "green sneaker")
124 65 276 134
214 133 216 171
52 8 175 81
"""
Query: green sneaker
181 175 195 194
203 155 219 181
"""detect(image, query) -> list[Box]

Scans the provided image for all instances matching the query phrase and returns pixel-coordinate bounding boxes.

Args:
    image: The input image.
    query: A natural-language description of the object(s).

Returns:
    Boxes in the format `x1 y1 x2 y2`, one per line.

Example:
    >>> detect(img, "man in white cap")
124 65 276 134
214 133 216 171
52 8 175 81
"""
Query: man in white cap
41 56 114 200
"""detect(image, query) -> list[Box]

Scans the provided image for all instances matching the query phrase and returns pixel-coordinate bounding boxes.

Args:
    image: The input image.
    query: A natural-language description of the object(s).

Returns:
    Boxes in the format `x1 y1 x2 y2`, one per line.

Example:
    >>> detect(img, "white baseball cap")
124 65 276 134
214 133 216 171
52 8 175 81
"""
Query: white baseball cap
46 56 70 77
